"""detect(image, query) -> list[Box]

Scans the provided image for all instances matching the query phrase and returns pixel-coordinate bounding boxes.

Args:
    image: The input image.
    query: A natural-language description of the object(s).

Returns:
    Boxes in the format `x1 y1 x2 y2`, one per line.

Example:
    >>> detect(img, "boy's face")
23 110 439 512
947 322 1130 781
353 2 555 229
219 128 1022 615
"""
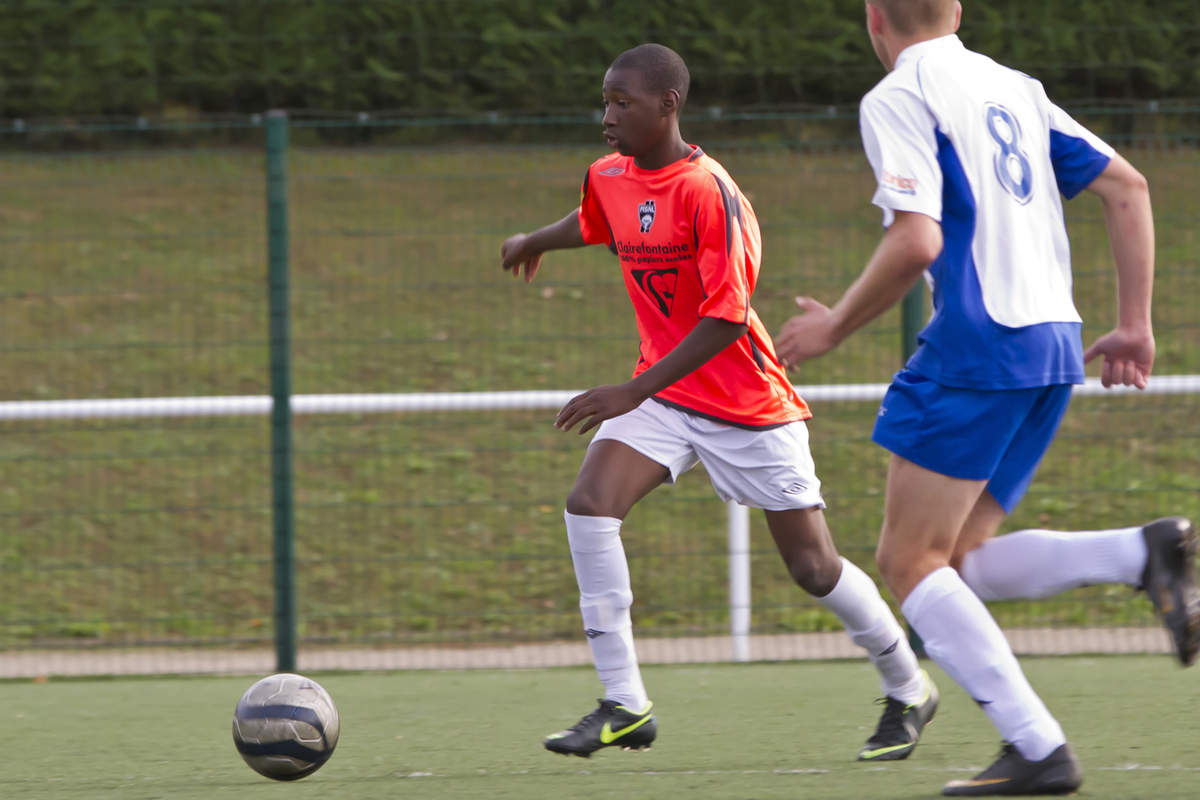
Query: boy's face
601 66 672 158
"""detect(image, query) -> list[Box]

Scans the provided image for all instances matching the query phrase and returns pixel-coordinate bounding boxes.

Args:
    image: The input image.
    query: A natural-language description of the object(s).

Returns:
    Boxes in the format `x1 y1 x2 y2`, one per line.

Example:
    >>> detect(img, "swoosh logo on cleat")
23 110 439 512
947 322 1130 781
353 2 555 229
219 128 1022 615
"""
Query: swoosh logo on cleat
859 743 912 759
599 715 653 744
945 778 1011 788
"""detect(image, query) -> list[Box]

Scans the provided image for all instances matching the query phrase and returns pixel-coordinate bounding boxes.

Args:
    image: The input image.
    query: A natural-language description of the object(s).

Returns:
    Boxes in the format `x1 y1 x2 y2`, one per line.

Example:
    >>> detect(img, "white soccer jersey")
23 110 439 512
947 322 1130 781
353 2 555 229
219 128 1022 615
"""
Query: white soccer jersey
859 34 1114 389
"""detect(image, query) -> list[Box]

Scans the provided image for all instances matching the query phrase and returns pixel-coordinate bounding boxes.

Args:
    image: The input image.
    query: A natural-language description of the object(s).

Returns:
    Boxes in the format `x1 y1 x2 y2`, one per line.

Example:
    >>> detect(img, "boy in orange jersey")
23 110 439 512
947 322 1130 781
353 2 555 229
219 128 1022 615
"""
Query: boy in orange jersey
500 43 936 760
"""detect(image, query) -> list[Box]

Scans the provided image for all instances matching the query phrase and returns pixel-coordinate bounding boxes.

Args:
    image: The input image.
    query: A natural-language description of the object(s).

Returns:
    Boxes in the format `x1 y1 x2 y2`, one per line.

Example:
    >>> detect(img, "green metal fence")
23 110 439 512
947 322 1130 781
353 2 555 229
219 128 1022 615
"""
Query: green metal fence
1 109 1198 676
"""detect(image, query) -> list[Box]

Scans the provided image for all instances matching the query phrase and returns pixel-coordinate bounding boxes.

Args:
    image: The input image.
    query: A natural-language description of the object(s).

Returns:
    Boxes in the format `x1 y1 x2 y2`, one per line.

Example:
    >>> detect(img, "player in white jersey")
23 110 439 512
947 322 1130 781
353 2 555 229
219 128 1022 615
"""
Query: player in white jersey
775 1 1199 796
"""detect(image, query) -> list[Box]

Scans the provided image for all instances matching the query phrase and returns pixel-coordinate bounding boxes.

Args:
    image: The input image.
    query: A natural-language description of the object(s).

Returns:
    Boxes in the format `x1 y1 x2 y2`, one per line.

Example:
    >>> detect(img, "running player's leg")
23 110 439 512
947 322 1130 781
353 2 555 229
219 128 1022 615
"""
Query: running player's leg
765 506 937 761
878 456 1072 765
956 491 1147 598
692 415 931 759
949 386 1200 665
564 440 665 711
872 377 1080 793
950 382 1136 593
764 507 925 702
957 496 1199 665
546 401 697 757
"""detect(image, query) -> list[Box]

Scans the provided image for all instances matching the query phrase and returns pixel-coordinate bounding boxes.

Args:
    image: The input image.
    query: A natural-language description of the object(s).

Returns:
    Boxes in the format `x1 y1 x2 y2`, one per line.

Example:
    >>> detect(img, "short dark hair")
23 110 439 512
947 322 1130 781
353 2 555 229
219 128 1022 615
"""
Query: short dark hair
610 43 690 108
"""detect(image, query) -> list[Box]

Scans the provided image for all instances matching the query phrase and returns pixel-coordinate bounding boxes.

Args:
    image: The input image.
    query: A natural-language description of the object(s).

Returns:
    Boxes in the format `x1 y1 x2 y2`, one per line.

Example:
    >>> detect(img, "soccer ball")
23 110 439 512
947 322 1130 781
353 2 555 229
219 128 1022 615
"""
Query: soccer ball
231 672 340 781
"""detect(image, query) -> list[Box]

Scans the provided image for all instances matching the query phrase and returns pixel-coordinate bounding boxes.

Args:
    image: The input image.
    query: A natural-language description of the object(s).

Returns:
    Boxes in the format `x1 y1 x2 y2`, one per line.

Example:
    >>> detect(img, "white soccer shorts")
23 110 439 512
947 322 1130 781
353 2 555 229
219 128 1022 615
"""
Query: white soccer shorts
591 398 825 511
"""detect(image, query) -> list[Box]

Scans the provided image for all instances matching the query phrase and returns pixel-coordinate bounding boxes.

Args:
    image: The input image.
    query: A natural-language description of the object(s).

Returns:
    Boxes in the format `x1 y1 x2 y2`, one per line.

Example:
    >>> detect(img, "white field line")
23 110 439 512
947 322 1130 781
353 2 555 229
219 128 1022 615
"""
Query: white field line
393 763 1200 779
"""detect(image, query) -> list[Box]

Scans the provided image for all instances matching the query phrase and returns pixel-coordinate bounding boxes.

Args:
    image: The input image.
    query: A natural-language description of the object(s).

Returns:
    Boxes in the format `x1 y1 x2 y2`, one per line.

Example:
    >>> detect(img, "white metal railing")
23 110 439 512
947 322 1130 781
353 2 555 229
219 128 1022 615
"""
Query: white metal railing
3 374 1197 661
3 375 1197 421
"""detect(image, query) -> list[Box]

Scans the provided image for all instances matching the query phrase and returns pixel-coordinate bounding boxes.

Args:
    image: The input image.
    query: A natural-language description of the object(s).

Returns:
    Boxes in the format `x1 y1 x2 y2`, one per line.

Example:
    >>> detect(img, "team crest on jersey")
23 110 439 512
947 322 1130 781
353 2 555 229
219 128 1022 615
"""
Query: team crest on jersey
637 200 656 233
632 268 677 316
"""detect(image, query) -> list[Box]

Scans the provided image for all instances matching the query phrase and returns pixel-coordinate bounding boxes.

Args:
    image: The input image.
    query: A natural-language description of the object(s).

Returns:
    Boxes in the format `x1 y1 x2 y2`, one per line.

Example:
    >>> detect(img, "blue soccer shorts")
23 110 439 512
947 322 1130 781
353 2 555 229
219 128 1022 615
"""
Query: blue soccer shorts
871 369 1073 513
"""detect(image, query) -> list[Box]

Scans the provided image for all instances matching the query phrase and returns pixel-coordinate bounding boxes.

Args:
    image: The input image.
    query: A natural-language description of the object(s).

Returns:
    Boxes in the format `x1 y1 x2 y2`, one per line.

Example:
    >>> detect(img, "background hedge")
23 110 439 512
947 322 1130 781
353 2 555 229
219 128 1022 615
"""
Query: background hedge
1 0 1198 118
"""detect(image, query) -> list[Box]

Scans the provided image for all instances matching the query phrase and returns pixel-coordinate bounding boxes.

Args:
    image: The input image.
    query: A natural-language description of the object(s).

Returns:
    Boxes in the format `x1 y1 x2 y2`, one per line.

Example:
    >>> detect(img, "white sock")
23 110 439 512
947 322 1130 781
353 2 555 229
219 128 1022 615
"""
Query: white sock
960 526 1146 601
564 511 649 711
817 557 925 702
902 567 1065 761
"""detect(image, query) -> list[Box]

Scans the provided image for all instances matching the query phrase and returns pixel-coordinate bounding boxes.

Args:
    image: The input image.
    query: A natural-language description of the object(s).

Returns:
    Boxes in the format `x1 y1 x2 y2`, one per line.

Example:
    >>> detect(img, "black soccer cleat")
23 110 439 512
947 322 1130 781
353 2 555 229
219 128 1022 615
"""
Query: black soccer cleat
942 742 1082 796
857 669 939 761
543 699 656 757
1140 516 1200 666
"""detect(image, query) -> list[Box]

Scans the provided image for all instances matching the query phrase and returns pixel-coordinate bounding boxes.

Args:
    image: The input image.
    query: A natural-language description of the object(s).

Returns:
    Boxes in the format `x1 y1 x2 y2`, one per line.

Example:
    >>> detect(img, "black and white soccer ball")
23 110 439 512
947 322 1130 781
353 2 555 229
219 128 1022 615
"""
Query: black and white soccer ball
232 672 340 781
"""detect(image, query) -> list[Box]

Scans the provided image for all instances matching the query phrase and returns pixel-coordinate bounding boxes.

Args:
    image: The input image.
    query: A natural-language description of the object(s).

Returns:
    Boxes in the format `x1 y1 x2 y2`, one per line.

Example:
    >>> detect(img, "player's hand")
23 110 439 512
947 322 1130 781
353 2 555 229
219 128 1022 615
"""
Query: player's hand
555 384 642 435
1083 326 1155 388
500 233 543 283
774 297 838 369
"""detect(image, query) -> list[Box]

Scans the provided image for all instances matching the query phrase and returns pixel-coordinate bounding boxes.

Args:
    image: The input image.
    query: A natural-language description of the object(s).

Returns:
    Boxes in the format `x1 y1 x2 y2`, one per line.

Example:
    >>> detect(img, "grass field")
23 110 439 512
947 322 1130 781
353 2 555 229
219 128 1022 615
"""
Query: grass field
1 127 1199 651
3 657 1197 799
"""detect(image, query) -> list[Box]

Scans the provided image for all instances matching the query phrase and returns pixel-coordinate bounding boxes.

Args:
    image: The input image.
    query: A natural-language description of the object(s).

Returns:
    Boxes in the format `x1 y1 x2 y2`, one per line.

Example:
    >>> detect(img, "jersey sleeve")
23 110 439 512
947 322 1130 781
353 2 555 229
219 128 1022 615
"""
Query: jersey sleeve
577 167 612 246
1044 97 1114 199
859 85 943 227
693 174 751 323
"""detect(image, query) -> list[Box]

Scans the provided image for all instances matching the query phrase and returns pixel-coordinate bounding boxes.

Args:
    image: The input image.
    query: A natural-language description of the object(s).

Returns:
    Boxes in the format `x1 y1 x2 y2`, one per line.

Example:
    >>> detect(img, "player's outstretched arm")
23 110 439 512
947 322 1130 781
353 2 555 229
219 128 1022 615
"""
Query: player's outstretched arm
555 317 748 434
775 210 940 369
500 209 587 283
1081 154 1155 388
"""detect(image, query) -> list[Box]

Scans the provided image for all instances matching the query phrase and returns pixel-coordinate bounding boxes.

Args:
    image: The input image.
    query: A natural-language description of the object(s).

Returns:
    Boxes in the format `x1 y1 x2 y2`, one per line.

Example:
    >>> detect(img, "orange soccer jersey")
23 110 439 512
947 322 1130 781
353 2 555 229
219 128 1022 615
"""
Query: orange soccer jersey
577 145 810 428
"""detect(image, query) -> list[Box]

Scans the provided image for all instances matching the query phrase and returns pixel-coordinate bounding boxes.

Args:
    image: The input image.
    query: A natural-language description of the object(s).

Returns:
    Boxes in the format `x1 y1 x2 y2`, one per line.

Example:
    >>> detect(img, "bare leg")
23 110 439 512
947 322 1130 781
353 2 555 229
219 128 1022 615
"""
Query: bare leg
566 439 668 519
950 491 1009 571
766 506 927 706
876 455 986 604
763 506 842 595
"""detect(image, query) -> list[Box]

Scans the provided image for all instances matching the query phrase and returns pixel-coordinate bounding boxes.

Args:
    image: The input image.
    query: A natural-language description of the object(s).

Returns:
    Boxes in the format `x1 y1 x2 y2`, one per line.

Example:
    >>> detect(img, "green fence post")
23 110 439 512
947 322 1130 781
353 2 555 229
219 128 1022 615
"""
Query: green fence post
900 281 924 365
266 110 297 672
900 280 927 657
